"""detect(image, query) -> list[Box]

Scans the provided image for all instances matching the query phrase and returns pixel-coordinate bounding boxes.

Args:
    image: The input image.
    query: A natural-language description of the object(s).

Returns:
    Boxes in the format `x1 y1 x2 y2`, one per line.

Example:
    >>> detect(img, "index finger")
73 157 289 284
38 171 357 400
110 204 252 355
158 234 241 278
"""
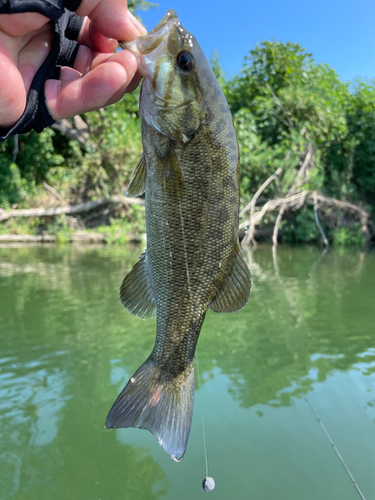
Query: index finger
75 0 146 42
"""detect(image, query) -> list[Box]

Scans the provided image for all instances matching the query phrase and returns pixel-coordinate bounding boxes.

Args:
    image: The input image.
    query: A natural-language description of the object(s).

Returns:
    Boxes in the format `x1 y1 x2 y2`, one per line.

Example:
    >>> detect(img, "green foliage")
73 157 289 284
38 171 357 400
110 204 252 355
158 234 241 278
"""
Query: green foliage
74 94 142 201
339 80 375 197
1 32 375 247
332 222 366 247
0 129 71 207
0 216 42 235
222 40 375 246
128 0 157 14
227 41 352 199
97 205 146 244
281 207 321 244
0 3 148 208
227 41 311 115
42 214 71 242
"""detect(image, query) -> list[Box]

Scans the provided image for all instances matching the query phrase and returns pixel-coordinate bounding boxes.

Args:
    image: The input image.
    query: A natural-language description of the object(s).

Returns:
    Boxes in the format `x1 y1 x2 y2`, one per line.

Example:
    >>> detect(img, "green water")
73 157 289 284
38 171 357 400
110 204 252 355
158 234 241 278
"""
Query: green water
0 244 374 500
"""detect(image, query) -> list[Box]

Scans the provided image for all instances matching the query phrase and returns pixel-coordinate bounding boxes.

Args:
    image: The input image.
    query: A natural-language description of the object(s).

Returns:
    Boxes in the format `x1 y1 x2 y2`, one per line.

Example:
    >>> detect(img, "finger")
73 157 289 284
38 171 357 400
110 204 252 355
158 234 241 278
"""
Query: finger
0 50 26 127
123 70 143 94
77 18 118 54
104 69 142 107
59 67 82 82
90 54 142 107
0 12 49 37
73 43 140 78
45 50 138 120
72 52 142 108
76 0 146 41
17 23 53 95
73 45 110 75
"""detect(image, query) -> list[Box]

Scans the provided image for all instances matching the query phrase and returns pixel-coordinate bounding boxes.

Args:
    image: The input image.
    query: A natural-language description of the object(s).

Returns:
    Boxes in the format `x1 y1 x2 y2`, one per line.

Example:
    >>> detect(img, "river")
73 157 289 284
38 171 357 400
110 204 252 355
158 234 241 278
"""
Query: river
0 244 374 499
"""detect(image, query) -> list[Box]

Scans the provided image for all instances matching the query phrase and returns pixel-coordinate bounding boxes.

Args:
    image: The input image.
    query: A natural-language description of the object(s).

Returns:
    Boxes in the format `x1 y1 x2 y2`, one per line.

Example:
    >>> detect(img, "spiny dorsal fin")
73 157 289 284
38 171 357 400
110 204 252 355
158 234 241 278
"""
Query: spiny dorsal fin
119 252 156 319
126 154 147 197
155 141 184 196
209 242 252 313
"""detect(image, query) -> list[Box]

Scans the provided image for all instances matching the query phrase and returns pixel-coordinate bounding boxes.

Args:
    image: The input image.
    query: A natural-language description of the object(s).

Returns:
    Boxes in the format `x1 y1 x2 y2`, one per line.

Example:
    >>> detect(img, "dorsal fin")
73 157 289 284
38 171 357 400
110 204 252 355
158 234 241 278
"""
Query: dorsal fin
119 252 156 319
209 242 252 313
126 154 147 198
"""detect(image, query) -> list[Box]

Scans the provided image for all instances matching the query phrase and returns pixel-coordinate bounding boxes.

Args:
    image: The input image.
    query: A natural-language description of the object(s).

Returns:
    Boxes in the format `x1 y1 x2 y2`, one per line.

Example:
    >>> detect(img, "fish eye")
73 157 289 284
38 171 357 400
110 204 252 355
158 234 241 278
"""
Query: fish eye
176 51 194 72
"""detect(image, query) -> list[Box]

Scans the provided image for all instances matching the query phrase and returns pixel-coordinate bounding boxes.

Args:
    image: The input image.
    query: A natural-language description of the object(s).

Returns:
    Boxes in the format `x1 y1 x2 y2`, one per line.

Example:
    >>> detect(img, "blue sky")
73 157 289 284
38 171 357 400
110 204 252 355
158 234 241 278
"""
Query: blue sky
139 0 375 82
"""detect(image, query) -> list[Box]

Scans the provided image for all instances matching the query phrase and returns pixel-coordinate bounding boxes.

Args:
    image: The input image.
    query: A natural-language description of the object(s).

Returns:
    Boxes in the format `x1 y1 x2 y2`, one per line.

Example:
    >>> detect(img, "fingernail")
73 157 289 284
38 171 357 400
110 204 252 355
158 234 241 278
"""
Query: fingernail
128 11 147 36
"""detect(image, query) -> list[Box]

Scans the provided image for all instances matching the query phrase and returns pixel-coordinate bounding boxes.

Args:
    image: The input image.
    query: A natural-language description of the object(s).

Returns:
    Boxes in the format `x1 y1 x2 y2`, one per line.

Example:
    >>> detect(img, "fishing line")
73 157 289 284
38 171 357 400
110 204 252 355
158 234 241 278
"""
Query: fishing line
305 398 366 500
195 349 209 477
195 348 215 491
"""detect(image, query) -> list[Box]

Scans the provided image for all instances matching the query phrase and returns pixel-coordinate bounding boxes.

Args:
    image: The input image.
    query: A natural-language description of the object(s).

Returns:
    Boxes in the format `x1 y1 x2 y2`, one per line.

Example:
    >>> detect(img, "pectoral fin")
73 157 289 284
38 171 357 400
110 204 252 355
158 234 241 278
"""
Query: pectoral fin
119 252 156 319
126 154 147 197
209 242 252 313
156 141 184 196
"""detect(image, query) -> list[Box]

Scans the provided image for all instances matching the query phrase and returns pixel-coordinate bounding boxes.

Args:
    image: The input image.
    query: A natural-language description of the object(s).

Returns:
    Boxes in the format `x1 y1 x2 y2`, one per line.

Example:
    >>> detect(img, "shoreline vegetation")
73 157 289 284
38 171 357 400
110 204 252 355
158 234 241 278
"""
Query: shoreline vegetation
1 3 374 248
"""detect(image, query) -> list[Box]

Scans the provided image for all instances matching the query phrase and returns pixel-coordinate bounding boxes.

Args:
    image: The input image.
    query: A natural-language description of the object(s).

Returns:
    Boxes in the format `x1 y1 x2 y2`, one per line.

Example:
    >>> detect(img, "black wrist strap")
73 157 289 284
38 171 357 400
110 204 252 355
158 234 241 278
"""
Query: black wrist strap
0 1 83 141
0 0 82 21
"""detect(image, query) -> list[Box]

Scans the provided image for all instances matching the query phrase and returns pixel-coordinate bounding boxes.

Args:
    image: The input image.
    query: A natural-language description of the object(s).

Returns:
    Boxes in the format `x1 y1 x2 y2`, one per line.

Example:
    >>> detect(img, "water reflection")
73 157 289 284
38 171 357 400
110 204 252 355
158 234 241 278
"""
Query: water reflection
197 246 375 409
0 244 374 499
0 345 168 499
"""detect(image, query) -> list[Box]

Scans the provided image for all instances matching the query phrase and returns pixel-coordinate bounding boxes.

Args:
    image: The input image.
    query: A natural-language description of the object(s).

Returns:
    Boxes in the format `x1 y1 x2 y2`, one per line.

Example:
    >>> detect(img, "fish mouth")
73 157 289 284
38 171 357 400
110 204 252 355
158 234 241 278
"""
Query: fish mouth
119 9 179 55
148 9 178 35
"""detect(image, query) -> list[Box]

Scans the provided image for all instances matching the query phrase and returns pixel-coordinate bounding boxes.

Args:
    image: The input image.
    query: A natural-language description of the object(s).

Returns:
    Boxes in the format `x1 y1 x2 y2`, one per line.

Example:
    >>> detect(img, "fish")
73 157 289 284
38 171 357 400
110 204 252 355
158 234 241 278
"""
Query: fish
105 9 252 462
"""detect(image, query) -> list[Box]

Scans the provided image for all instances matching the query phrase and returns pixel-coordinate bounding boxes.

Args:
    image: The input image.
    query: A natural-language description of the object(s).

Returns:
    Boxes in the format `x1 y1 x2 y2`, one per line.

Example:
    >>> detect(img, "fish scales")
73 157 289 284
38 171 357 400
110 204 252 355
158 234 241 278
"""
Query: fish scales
105 9 252 462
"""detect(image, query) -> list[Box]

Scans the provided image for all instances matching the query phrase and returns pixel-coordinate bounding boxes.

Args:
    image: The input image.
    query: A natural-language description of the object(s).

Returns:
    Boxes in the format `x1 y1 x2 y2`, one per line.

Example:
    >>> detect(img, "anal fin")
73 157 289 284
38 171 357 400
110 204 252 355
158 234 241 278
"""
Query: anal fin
126 153 147 197
119 252 156 319
209 241 252 313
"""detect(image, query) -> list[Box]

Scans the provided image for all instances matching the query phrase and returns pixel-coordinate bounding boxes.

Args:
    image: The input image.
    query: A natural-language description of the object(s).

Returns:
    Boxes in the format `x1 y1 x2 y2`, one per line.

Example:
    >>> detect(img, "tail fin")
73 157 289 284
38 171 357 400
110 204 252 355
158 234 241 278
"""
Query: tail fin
105 359 194 462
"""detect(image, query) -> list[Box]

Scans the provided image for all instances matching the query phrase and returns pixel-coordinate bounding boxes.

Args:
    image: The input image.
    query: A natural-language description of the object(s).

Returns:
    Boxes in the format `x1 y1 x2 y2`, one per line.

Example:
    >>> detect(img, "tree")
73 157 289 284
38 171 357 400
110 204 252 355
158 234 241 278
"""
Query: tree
224 41 372 246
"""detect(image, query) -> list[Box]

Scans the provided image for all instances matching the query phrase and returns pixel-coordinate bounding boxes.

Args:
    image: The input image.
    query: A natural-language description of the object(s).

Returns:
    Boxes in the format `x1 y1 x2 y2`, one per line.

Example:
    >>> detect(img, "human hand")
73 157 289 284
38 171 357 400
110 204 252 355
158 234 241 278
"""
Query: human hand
0 0 146 129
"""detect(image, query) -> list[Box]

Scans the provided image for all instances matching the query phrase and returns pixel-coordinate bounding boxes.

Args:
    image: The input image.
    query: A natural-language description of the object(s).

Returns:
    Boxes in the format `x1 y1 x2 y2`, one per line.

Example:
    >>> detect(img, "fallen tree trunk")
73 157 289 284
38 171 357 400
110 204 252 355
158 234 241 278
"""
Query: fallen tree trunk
0 232 106 243
0 196 144 222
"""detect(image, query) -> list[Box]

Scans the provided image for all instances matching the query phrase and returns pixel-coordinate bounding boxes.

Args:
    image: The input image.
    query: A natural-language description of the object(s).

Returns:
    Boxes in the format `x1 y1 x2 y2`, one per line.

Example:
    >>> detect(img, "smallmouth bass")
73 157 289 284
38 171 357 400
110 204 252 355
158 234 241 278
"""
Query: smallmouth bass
105 10 252 461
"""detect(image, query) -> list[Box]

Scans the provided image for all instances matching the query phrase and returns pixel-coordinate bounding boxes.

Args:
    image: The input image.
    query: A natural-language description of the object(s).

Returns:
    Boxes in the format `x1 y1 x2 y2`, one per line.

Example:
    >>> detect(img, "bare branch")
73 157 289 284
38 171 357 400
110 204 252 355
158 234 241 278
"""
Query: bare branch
241 127 308 247
314 192 370 240
12 135 19 163
42 181 63 201
267 84 294 128
240 189 369 245
51 116 89 149
272 145 313 247
240 166 283 219
313 191 329 247
272 205 286 246
241 148 297 246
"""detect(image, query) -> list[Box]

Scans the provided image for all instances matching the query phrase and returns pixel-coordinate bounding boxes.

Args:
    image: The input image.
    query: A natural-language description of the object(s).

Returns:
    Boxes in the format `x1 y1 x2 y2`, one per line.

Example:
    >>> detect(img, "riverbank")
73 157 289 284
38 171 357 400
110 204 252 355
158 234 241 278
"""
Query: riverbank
0 196 147 245
0 191 373 248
